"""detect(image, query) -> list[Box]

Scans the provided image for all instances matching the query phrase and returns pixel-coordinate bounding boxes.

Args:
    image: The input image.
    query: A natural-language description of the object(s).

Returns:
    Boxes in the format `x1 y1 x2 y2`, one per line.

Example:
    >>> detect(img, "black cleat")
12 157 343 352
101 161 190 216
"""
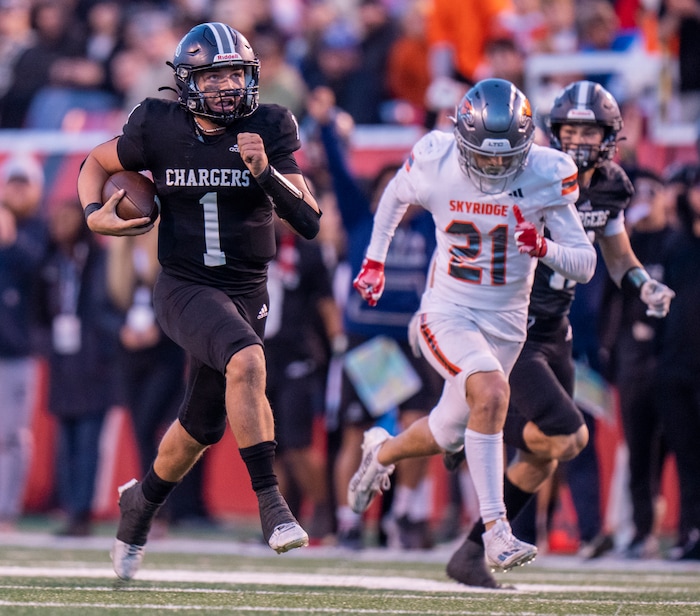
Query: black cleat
111 479 161 580
578 533 614 560
442 448 466 472
446 536 515 589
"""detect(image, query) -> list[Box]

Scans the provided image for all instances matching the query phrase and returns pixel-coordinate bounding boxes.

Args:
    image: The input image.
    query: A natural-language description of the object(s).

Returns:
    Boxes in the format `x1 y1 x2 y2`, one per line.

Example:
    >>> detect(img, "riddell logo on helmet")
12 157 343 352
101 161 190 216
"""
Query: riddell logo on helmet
214 53 242 61
567 109 596 120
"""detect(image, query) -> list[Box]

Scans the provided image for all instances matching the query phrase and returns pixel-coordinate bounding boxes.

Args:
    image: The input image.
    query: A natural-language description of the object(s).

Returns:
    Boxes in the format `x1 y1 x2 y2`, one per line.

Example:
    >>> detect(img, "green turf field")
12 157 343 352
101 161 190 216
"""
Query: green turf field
1 520 699 615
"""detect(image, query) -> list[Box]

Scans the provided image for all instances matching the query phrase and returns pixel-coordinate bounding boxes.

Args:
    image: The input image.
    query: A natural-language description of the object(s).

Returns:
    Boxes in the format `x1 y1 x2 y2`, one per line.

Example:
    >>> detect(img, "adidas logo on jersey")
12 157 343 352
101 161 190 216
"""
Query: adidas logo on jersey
508 187 524 199
229 144 240 153
257 304 269 320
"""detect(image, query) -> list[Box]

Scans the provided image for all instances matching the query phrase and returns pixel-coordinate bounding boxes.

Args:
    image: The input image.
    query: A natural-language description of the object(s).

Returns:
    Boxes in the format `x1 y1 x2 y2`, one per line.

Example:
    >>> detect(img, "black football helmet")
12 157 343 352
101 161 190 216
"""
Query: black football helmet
547 80 623 171
453 78 535 194
171 22 260 125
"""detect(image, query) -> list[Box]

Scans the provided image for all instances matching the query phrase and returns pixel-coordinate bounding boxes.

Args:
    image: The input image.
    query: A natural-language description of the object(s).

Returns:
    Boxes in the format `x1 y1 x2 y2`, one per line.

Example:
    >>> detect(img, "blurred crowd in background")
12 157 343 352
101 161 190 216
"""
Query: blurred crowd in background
0 0 698 134
1 0 700 563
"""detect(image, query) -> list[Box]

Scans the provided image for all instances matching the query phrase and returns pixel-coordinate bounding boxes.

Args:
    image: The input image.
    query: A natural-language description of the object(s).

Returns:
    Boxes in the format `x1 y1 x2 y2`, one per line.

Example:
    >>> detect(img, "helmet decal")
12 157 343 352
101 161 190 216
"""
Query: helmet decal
205 22 237 54
567 108 597 121
481 138 512 151
213 53 243 62
457 97 474 120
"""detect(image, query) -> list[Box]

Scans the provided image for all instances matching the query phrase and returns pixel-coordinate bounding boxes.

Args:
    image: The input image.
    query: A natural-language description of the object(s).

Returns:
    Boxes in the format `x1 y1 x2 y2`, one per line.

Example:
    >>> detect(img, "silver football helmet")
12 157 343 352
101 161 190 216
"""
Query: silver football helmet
453 79 535 194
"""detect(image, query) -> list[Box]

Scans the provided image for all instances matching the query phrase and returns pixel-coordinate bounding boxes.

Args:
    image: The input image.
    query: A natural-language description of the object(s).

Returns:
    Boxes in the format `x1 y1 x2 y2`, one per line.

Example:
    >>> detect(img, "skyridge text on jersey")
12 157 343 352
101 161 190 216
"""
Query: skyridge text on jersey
449 201 510 216
165 168 252 187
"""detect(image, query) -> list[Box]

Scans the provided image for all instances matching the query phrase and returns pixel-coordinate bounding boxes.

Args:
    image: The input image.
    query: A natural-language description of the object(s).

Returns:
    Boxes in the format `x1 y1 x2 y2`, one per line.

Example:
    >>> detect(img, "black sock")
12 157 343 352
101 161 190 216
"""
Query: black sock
467 519 487 546
467 474 536 547
504 473 536 522
141 465 179 505
240 440 278 492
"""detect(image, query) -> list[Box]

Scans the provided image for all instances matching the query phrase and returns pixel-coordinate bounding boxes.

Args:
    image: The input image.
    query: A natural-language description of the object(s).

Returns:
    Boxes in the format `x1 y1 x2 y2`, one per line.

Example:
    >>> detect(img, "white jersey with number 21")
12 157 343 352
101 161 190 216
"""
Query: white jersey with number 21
365 131 592 340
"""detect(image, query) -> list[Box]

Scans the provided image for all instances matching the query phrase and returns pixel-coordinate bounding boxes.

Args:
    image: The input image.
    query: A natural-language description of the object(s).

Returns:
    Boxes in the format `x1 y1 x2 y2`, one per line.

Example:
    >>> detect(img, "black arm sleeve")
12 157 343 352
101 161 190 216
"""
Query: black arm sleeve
256 165 321 240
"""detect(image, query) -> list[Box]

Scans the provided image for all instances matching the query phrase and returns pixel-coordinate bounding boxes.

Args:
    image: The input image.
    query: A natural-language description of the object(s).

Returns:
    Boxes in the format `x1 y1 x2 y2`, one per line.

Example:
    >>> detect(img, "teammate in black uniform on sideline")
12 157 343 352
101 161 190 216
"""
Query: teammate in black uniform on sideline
77 22 321 581
445 81 675 588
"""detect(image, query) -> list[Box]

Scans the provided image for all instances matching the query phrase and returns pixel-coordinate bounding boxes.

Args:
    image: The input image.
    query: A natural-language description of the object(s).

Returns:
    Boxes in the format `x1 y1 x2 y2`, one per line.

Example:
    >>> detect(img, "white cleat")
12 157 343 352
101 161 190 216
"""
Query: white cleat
268 522 309 553
111 539 145 581
483 519 538 572
347 427 395 514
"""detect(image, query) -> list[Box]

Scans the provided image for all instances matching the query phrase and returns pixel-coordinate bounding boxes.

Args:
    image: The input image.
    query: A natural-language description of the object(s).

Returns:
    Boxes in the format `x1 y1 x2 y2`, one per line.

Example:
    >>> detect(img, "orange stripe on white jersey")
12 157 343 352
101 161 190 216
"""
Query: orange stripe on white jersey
419 314 461 377
561 172 578 196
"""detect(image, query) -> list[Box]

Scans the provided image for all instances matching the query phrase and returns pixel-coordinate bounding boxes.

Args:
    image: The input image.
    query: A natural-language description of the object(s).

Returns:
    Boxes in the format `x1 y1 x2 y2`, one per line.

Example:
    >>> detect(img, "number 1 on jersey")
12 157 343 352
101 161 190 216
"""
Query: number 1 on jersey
201 192 226 267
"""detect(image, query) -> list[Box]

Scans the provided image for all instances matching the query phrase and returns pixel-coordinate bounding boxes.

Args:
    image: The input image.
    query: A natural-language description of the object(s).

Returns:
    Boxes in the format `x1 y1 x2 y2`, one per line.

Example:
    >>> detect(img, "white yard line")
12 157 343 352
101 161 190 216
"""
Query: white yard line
0 565 686 595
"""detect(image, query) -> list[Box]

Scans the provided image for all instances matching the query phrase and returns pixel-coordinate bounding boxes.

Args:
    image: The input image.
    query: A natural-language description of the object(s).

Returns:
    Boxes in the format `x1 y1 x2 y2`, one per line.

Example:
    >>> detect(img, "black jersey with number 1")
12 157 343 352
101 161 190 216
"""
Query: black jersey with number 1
527 160 634 320
116 98 302 295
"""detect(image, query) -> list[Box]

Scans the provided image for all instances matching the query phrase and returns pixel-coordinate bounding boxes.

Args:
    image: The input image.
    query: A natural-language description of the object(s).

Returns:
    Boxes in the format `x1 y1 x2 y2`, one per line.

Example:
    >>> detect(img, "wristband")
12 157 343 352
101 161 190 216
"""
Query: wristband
621 266 651 293
84 202 103 221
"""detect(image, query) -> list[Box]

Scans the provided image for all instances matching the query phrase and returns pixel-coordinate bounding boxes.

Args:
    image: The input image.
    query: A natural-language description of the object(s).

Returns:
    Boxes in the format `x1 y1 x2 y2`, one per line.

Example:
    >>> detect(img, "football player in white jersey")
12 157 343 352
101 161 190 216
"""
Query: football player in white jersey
444 80 676 588
347 78 596 573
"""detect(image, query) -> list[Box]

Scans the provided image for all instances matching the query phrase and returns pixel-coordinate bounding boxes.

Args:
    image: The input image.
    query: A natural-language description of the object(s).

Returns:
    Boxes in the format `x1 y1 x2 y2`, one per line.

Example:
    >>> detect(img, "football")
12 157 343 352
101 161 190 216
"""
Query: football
102 171 159 224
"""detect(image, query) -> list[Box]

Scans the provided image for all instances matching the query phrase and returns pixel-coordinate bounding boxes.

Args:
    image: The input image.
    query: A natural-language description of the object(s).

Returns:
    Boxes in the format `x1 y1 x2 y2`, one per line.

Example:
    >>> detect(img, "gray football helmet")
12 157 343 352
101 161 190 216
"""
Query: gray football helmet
547 80 623 171
453 78 535 194
172 22 260 125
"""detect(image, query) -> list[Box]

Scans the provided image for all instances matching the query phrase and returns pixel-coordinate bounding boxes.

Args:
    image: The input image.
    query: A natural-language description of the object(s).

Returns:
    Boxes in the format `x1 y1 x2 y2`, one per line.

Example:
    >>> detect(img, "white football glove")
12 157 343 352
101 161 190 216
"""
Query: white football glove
640 279 675 318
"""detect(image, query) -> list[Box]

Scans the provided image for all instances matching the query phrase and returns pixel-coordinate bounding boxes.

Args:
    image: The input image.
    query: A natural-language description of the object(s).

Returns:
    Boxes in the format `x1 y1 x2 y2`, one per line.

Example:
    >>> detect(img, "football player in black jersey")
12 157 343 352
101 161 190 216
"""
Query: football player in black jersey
77 22 321 581
446 81 675 588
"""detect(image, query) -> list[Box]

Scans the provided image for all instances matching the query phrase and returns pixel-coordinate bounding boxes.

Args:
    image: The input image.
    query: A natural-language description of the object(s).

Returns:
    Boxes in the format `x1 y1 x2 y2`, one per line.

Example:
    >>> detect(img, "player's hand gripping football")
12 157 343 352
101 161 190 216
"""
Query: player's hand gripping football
87 188 154 237
640 279 675 318
513 205 547 258
353 258 385 306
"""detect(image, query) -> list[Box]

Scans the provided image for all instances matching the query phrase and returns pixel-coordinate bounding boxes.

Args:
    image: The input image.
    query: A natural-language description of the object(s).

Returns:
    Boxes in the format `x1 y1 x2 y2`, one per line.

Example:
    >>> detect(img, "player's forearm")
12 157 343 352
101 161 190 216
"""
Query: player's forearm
541 202 596 283
77 141 123 207
598 232 642 287
540 240 596 283
365 181 410 263
78 157 111 207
